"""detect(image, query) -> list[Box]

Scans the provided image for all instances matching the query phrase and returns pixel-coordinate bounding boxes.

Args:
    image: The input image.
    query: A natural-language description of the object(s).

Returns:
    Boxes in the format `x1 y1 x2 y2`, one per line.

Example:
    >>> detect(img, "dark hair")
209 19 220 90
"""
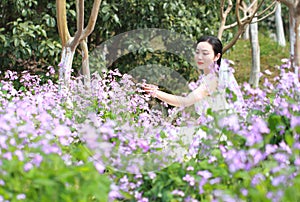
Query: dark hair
197 35 223 66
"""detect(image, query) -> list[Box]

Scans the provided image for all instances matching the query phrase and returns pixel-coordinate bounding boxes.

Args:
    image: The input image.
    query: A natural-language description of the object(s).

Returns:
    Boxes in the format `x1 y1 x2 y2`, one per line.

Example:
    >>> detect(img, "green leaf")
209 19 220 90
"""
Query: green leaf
14 38 20 46
101 5 110 13
69 9 76 17
113 14 120 25
20 39 26 47
33 178 57 187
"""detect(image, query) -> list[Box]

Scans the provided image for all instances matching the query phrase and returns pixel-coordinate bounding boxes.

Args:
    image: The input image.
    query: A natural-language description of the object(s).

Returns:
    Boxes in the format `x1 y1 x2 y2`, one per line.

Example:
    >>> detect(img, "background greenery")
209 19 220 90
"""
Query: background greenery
0 0 291 85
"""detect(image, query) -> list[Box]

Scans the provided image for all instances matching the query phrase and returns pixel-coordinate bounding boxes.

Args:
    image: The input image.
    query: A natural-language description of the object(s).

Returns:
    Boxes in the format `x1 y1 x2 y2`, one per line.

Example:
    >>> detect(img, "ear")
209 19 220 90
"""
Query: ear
214 53 221 62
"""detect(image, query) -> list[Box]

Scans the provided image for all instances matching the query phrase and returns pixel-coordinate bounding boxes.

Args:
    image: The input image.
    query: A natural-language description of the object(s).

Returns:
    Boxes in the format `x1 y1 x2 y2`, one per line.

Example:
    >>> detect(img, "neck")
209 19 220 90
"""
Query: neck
203 68 210 75
204 63 217 75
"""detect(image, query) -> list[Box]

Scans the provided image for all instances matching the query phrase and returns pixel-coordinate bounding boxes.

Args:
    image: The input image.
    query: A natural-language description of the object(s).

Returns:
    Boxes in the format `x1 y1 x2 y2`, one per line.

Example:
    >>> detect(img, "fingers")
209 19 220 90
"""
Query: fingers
141 83 159 97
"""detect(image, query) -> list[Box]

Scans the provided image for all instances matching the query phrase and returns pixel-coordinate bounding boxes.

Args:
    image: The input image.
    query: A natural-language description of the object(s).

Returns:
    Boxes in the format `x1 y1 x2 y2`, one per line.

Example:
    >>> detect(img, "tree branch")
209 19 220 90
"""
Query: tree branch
223 27 245 53
218 0 233 39
70 0 84 50
251 2 278 23
224 15 250 29
245 0 258 14
256 0 277 17
82 0 102 39
236 0 242 26
278 0 294 8
56 0 70 47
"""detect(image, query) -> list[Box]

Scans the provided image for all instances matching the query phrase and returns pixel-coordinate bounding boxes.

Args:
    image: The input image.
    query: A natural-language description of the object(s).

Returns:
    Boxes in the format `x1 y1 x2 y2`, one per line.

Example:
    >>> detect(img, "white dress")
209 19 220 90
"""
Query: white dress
194 59 244 115
180 59 244 150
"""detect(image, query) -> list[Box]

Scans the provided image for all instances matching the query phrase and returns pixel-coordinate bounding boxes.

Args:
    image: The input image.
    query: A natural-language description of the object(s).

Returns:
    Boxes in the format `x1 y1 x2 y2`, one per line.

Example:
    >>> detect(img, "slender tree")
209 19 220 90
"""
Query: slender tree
249 0 261 87
218 0 277 87
278 0 300 76
275 2 286 46
56 0 102 88
218 0 277 53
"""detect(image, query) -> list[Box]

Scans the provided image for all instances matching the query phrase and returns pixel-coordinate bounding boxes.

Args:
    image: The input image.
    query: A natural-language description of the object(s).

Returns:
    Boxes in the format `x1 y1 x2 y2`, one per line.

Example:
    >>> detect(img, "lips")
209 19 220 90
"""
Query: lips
197 61 204 65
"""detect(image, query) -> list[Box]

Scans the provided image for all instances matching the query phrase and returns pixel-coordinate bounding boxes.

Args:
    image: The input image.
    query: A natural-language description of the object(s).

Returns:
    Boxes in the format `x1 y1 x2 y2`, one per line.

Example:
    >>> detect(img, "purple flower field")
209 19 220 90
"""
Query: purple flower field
1 61 300 202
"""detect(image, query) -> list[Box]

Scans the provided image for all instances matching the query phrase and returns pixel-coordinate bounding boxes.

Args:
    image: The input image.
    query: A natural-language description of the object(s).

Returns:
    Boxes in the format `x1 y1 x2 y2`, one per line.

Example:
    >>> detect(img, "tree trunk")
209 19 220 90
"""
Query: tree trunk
289 8 296 67
295 14 300 77
56 0 102 88
275 2 286 46
243 25 250 40
249 16 261 88
59 46 75 87
80 39 91 89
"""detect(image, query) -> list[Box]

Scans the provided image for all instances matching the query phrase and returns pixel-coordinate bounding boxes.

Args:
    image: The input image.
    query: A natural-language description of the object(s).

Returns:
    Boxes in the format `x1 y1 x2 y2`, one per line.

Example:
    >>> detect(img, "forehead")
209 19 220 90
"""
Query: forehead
196 41 213 51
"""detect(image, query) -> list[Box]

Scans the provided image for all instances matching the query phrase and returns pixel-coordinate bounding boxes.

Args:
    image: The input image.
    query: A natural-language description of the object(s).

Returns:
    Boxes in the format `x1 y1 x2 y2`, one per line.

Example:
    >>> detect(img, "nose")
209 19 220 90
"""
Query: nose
196 53 202 60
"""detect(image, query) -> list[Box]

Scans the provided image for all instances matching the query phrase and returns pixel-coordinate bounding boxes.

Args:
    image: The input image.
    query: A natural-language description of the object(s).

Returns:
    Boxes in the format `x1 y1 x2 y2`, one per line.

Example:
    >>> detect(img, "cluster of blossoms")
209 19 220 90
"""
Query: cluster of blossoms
1 60 300 201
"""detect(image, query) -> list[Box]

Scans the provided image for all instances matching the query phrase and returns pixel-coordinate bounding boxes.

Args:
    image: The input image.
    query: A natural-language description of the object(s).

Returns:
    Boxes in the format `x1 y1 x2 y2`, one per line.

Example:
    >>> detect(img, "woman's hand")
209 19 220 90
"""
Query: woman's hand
142 83 159 97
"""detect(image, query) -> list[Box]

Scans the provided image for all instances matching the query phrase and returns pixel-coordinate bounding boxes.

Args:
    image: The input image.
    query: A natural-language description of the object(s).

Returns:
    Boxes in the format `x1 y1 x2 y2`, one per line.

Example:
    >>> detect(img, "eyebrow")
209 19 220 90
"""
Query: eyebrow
196 48 210 52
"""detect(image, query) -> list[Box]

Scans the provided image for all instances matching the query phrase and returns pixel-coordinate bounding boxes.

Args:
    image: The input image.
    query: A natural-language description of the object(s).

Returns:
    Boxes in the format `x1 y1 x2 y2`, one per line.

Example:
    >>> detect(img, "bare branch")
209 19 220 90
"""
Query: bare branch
278 0 294 8
256 0 277 17
224 15 250 29
82 0 102 39
218 0 233 39
56 0 70 47
225 0 233 16
245 0 259 13
220 0 225 17
251 2 278 23
77 0 84 31
223 27 245 53
236 0 242 26
70 0 85 50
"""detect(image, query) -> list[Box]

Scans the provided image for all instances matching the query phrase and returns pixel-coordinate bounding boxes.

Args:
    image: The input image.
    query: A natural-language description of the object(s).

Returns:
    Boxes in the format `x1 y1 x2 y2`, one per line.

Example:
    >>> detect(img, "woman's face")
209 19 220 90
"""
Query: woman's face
194 41 220 73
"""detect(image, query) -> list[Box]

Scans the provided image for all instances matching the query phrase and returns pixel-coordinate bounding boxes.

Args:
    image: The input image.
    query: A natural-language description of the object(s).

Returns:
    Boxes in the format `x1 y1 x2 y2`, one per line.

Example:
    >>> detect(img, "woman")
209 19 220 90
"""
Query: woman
143 35 235 113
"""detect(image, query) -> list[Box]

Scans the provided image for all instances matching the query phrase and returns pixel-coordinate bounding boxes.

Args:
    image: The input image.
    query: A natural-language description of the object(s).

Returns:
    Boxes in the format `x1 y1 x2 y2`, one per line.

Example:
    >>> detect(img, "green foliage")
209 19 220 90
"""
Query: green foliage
0 0 62 75
1 0 223 82
90 0 221 82
0 145 110 202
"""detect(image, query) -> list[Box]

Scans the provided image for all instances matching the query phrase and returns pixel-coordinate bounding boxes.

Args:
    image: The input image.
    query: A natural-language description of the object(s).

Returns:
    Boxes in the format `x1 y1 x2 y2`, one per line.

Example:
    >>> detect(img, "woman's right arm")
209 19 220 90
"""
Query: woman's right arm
143 74 218 107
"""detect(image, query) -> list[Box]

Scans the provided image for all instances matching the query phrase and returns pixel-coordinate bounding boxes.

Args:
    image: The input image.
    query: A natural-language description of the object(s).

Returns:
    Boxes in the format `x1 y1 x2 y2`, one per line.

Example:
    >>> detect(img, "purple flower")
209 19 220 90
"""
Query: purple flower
24 162 33 172
16 194 26 200
183 174 195 186
94 162 105 174
188 82 198 91
138 140 149 153
108 184 123 200
265 144 278 156
14 150 24 161
138 198 149 202
291 116 300 128
3 152 12 160
148 172 156 179
272 175 286 186
252 117 270 134
249 148 264 165
32 154 43 167
240 188 248 196
197 170 212 179
218 114 240 132
251 173 265 186
47 66 55 75
209 178 221 185
295 157 300 166
273 153 289 164
172 189 185 197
